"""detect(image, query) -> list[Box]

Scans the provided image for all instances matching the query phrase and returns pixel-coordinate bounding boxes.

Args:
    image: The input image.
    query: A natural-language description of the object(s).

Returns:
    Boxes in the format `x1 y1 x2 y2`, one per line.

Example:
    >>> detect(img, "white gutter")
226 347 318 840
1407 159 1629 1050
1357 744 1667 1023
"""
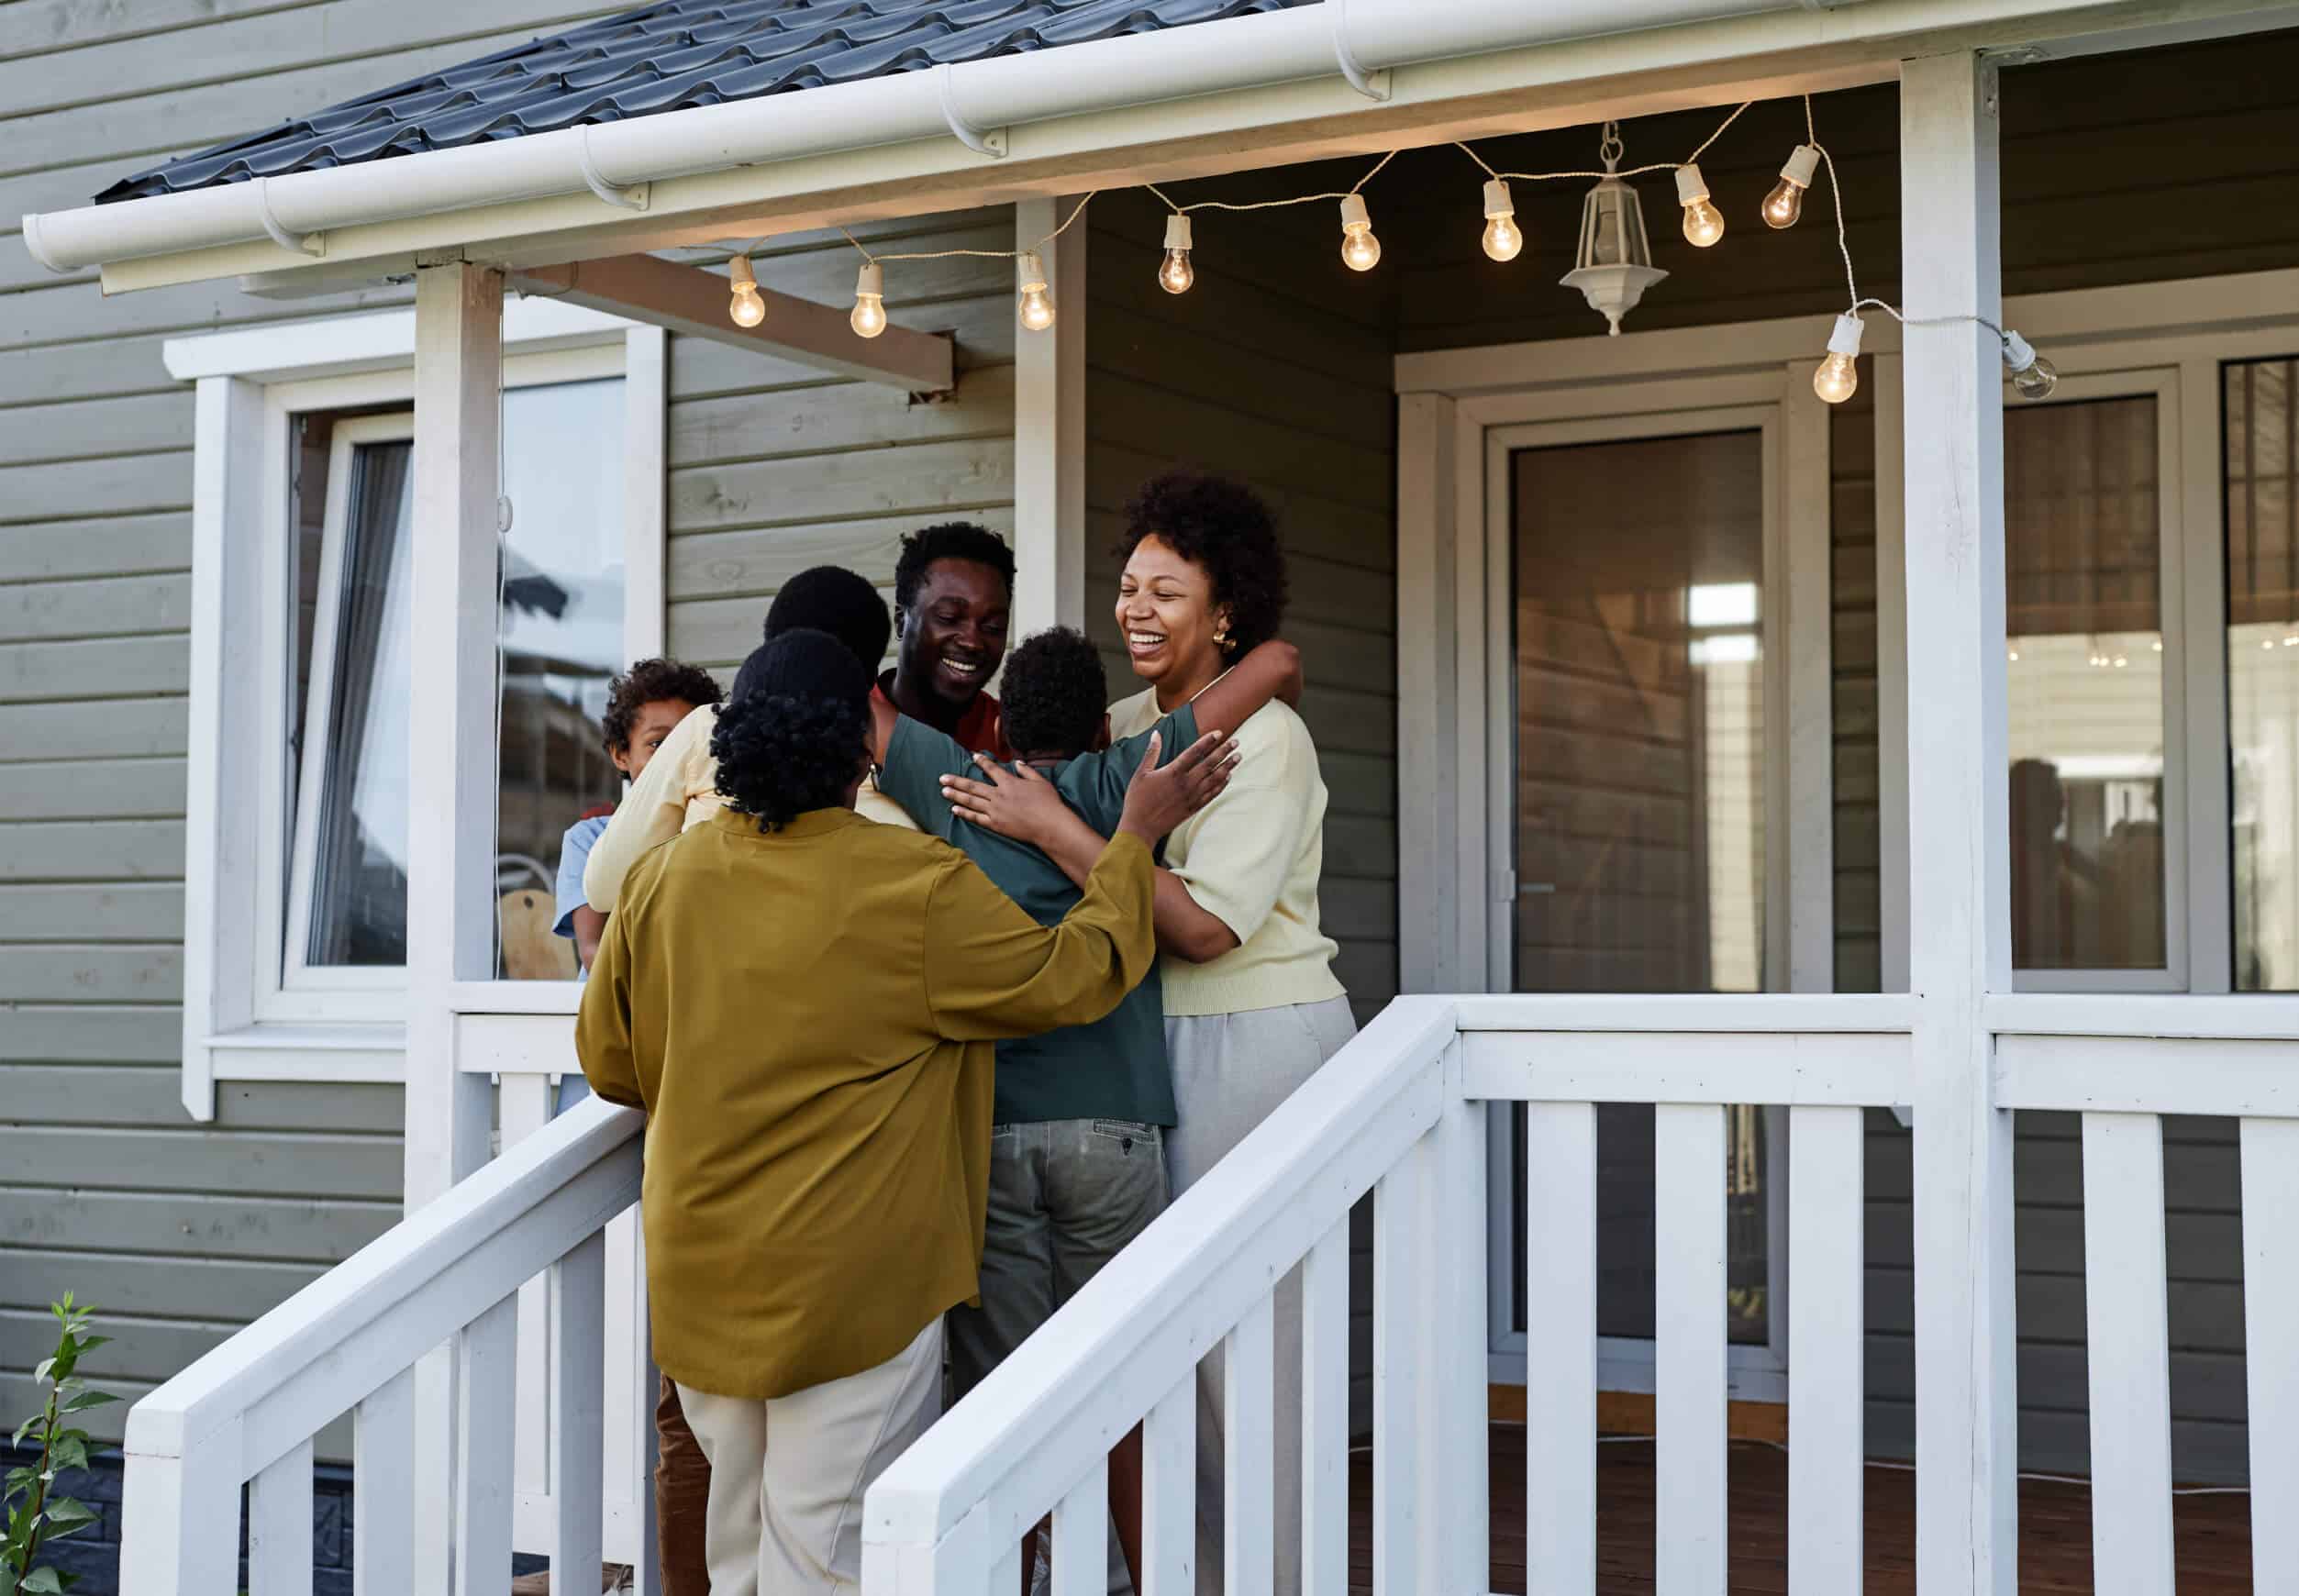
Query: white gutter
20 0 1839 275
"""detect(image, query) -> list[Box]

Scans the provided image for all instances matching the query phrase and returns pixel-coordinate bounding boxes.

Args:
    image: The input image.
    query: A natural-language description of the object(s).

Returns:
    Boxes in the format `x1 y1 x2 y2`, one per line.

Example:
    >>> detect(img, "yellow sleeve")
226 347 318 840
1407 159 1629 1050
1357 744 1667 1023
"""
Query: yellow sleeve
1165 731 1311 947
584 704 715 912
575 902 645 1109
921 834 1157 1042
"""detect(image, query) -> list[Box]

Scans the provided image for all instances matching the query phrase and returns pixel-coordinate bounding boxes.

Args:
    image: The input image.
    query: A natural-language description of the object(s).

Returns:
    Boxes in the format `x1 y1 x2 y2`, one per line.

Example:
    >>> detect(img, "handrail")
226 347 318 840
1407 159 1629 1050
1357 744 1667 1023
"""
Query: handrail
861 994 1459 1574
120 1095 643 1569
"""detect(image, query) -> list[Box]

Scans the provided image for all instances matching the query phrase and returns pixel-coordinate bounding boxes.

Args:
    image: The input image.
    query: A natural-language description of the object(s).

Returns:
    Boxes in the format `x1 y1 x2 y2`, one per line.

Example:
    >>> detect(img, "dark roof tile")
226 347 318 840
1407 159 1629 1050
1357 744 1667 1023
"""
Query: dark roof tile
97 0 1313 204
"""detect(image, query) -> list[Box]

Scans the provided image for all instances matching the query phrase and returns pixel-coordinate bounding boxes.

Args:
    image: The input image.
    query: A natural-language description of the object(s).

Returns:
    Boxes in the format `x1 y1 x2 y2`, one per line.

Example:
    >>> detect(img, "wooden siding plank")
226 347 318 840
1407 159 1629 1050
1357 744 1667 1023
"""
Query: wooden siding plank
0 637 187 704
0 696 188 761
668 509 1016 604
0 391 191 468
668 363 1016 470
665 295 1012 397
0 755 185 817
0 334 186 407
0 820 185 881
0 1067 402 1131
0 512 189 582
0 0 325 60
0 1189 396 1263
0 1125 400 1198
0 881 183 939
667 437 1016 536
0 943 181 1001
0 452 192 524
1087 374 1390 512
0 1003 180 1061
0 1255 328 1328
0 571 192 640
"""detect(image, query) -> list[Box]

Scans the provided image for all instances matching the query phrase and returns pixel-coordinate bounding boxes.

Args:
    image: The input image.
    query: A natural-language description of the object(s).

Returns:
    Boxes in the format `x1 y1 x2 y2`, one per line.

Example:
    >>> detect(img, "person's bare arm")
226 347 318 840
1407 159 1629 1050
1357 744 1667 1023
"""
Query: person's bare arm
572 903 607 972
938 750 1243 962
868 692 898 767
1191 639 1303 732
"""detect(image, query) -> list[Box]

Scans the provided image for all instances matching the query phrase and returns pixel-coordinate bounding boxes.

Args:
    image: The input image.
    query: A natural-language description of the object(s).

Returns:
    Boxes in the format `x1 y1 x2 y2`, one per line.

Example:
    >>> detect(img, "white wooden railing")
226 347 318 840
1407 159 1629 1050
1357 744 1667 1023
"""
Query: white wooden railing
119 991 2299 1591
117 1095 650 1595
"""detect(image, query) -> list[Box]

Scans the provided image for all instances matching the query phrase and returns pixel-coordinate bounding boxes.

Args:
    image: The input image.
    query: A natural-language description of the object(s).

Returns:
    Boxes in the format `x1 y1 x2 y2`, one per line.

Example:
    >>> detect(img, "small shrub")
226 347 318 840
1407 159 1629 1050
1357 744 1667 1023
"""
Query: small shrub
2 1294 118 1596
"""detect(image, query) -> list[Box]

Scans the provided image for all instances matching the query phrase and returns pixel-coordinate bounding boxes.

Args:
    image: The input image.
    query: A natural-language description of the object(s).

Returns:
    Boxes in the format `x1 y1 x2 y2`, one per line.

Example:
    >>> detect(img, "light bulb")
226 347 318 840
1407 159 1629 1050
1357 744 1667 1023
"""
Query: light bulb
1016 250 1055 331
849 261 886 338
1814 312 1863 405
2001 331 2059 401
1158 213 1194 294
1676 164 1724 248
1338 194 1381 272
727 255 766 328
1761 145 1820 230
1481 179 1523 262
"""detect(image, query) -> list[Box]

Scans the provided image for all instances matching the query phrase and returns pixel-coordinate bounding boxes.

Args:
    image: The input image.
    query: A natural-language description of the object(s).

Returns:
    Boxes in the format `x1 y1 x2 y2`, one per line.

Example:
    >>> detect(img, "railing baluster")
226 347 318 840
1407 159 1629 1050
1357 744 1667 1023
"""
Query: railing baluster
352 1367 416 1596
1301 1219 1349 1596
1051 1457 1110 1596
1225 1291 1276 1596
1655 1103 1727 1596
992 1535 1024 1596
247 1437 314 1596
1787 1104 1864 1595
1372 1154 1424 1596
553 1229 607 1592
2082 1111 2176 1592
457 1293 520 1592
2245 1116 2299 1589
1525 1102 1597 1595
1141 1373 1194 1596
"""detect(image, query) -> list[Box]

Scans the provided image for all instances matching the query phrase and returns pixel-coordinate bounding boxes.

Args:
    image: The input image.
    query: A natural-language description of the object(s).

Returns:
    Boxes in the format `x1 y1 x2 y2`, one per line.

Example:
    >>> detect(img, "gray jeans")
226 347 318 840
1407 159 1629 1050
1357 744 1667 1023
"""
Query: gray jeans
950 1117 1169 1596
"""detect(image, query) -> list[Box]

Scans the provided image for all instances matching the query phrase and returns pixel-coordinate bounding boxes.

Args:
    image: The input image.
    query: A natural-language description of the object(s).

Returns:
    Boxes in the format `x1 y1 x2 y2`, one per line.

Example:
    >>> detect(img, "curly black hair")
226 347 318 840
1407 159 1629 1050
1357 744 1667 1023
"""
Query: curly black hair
1116 471 1289 658
600 658 723 757
894 522 1016 615
1000 626 1109 759
763 565 892 668
710 691 870 833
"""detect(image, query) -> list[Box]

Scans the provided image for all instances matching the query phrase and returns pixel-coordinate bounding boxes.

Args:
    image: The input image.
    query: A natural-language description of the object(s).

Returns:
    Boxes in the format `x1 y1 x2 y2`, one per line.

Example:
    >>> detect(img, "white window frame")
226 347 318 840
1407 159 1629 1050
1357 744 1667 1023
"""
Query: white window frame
170 301 667 1115
1394 265 2299 1392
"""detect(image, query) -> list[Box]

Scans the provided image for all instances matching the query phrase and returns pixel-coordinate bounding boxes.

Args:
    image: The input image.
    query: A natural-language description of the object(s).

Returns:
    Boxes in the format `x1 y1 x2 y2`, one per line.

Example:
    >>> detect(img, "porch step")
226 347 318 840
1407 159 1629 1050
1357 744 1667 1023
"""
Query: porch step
507 1565 632 1595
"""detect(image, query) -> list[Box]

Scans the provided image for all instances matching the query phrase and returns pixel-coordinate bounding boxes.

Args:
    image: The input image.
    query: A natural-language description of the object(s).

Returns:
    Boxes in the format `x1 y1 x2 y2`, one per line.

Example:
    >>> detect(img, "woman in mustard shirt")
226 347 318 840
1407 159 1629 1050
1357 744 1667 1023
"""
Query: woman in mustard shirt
940 471 1350 1596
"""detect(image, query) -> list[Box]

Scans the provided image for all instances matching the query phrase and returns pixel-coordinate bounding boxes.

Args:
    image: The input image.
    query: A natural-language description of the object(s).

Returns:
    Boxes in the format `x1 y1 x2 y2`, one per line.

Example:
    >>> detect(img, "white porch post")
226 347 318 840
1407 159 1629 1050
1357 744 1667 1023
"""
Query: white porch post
1012 196 1086 635
1899 52 2018 1595
406 259 506 1594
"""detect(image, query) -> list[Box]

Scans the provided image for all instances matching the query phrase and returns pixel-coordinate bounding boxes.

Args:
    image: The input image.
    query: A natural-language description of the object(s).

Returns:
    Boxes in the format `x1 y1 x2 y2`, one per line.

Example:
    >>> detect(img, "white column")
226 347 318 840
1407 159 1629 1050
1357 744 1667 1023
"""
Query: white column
1012 196 1086 636
1899 52 2018 1596
406 258 505 1595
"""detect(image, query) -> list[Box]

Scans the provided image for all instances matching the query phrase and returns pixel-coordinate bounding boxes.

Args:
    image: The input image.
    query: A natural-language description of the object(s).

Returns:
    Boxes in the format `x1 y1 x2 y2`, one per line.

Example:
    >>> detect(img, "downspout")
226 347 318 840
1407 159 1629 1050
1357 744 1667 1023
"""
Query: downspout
19 0 1851 275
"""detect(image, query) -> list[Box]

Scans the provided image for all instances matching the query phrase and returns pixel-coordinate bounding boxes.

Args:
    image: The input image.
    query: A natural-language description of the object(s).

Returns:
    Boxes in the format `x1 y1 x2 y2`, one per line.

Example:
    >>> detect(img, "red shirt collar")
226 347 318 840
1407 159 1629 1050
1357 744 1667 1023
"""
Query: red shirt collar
873 674 1007 759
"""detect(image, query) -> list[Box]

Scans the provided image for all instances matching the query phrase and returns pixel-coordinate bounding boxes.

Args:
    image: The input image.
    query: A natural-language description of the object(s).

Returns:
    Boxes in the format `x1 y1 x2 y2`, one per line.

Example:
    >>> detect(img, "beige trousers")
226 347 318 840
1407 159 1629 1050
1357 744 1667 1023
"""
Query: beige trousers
674 1318 943 1596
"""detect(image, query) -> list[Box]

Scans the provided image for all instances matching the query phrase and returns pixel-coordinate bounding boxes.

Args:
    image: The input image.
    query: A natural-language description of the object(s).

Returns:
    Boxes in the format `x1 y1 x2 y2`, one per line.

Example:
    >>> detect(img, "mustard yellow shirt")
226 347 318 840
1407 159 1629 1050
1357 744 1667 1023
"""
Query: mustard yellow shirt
583 702 916 914
577 806 1156 1401
1108 690 1344 1016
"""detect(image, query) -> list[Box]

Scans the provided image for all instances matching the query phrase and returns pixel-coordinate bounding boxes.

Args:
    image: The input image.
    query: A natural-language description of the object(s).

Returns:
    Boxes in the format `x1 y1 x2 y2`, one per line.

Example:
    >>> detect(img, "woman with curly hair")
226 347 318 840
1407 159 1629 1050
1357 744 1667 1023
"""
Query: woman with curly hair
575 628 1233 1596
939 470 1350 1596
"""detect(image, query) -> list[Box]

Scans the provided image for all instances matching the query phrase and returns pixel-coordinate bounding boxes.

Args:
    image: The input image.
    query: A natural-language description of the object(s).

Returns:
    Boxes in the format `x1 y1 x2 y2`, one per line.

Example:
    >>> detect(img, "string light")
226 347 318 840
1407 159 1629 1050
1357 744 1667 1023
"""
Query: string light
1481 179 1523 261
1761 144 1820 228
1338 194 1382 271
1158 213 1194 294
727 255 765 328
1016 250 1055 330
1815 313 1863 404
849 261 886 338
1675 164 1725 247
2002 330 2059 400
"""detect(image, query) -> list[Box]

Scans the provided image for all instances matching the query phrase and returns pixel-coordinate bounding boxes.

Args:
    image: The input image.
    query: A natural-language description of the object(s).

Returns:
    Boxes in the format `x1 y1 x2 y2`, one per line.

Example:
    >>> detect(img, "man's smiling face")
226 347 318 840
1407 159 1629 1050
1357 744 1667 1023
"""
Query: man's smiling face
898 557 1011 708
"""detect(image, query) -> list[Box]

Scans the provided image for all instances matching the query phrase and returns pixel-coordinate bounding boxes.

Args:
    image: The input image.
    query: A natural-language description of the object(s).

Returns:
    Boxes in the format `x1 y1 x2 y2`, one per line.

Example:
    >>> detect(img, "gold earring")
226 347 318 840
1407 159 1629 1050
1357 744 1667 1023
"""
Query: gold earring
1214 627 1230 647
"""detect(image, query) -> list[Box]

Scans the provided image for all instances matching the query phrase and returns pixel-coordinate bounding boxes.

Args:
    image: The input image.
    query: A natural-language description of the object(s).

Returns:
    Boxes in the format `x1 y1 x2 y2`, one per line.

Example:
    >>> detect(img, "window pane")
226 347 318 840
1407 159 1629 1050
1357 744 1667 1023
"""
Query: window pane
2227 357 2299 991
2005 395 2166 972
1506 430 1771 1348
305 440 416 965
494 380 628 980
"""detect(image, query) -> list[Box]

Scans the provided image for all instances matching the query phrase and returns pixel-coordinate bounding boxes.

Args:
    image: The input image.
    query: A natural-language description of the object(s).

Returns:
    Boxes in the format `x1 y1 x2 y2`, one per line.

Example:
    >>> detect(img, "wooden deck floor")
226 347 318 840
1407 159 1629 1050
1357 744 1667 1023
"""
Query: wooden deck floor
1346 1424 2253 1594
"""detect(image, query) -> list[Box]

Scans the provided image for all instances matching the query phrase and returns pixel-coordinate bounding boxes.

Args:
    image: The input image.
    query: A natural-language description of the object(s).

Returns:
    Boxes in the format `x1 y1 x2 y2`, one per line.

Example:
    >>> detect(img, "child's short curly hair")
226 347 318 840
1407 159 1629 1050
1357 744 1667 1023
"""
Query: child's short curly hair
1115 471 1289 658
601 658 723 756
999 627 1108 759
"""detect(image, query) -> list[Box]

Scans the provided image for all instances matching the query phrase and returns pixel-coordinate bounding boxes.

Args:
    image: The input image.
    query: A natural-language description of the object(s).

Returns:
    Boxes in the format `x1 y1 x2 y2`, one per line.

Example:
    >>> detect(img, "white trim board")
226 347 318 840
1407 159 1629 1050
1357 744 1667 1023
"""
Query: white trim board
163 296 633 383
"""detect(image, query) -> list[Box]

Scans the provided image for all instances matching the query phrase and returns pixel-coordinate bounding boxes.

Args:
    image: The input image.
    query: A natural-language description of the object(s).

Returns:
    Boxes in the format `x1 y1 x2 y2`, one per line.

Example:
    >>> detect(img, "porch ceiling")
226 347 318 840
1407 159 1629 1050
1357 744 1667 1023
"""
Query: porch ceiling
20 0 2299 294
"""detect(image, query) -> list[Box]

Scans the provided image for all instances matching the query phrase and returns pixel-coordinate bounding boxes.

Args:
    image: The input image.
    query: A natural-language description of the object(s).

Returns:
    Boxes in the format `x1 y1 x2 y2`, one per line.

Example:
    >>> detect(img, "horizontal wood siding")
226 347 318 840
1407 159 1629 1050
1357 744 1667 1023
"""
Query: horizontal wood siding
662 211 1016 676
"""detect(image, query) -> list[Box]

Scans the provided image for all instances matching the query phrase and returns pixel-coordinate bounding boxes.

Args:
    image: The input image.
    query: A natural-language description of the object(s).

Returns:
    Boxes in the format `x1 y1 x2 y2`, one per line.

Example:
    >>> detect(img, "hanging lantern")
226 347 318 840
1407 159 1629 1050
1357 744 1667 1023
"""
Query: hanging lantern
1560 122 1668 336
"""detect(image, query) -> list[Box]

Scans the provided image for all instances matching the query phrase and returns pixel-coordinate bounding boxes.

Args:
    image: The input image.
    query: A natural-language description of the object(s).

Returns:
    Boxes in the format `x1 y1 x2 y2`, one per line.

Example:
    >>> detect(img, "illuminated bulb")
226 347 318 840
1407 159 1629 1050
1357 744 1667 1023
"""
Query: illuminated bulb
2008 648 2021 662
1761 144 1821 229
2001 330 2059 401
2151 640 2163 652
1016 250 1055 332
849 261 887 339
1676 164 1724 248
1481 179 1523 262
727 255 766 328
1338 194 1382 272
2114 655 2129 669
1814 313 1863 405
1157 213 1194 295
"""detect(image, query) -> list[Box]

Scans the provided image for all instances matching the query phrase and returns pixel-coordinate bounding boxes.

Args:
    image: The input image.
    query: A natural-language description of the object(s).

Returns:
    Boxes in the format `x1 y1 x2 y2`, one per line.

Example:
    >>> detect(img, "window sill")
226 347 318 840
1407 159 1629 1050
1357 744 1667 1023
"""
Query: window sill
202 1023 406 1084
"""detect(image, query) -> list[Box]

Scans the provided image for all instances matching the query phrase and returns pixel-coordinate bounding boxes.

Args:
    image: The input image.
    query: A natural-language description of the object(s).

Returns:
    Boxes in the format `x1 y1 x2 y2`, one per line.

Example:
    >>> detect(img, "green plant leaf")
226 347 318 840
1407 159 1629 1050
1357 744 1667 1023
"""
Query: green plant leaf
28 1362 52 1389
67 1339 107 1358
44 1438 85 1477
55 1395 114 1416
21 1568 64 1594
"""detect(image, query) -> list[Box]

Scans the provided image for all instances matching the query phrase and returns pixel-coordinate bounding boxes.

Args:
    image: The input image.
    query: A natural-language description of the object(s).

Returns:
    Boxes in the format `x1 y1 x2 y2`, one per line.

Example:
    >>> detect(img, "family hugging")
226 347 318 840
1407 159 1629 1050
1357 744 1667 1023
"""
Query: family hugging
567 470 1353 1596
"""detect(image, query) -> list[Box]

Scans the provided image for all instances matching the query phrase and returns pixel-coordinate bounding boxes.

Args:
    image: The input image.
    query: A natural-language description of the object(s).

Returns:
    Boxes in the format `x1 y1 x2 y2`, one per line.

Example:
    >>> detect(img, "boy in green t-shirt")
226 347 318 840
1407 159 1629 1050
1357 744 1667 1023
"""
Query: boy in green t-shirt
866 625 1299 1593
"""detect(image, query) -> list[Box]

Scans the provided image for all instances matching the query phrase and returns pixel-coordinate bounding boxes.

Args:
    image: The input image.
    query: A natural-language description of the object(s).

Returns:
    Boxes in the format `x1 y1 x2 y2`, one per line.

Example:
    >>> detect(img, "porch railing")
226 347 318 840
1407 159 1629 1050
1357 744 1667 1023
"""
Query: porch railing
116 1095 648 1595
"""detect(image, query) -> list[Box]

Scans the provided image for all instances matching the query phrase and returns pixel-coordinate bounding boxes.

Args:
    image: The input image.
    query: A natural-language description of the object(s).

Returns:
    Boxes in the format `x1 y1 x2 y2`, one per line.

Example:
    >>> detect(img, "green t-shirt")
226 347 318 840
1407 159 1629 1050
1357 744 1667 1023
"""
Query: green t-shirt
878 706 1198 1128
